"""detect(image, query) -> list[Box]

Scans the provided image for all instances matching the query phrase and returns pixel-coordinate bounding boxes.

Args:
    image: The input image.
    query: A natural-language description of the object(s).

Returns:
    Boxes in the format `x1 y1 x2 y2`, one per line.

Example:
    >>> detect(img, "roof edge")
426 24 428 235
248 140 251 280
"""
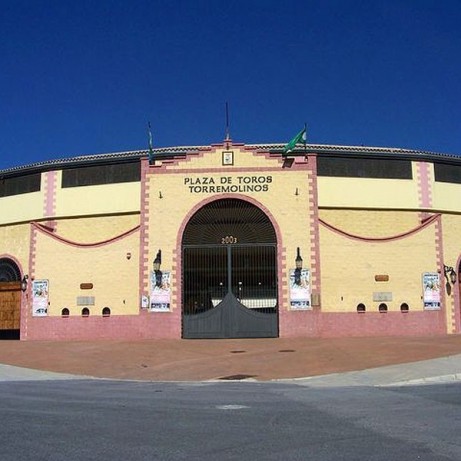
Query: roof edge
1 143 460 176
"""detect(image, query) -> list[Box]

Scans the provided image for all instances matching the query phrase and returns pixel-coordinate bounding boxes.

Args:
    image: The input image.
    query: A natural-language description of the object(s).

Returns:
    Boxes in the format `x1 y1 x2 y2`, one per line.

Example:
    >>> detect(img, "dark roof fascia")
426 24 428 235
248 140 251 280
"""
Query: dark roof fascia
0 149 190 178
267 146 461 165
1 144 460 178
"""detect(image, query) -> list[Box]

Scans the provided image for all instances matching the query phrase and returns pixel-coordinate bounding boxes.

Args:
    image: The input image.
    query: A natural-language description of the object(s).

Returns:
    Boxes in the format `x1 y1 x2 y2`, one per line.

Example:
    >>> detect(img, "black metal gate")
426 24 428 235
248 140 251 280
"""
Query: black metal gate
182 199 278 339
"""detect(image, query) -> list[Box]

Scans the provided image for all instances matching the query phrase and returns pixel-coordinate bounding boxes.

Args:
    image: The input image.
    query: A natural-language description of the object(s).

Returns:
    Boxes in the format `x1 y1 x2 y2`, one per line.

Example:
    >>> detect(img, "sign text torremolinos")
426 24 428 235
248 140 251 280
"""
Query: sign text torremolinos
184 175 272 193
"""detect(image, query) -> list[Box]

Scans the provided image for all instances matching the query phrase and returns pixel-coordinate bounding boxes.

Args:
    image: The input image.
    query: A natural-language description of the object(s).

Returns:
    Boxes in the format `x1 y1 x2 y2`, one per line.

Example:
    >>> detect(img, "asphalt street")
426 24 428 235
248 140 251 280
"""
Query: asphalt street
1 379 460 461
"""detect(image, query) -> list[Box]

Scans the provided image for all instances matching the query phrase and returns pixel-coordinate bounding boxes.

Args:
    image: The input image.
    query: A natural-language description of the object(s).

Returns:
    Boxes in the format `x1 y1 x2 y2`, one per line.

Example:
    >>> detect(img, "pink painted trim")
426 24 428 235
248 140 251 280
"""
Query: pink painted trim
176 193 284 253
0 253 25 277
31 222 140 248
22 224 38 339
417 162 432 209
148 147 211 170
153 166 283 175
454 253 461 332
278 245 288 317
148 143 284 173
139 158 151 297
434 215 449 332
308 154 321 295
43 171 57 218
242 146 285 164
417 161 433 223
319 213 439 243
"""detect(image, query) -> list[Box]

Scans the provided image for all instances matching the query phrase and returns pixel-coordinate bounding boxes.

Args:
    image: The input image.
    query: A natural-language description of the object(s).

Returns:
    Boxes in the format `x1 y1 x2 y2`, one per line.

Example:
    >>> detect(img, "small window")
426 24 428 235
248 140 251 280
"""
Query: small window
102 307 111 317
378 303 388 313
400 303 409 313
81 307 90 317
357 303 366 313
61 308 70 317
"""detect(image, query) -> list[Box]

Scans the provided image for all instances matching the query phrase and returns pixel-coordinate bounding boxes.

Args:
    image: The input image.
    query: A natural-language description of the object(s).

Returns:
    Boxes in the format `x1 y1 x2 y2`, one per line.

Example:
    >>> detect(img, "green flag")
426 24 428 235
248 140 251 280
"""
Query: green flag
284 125 307 154
147 122 154 164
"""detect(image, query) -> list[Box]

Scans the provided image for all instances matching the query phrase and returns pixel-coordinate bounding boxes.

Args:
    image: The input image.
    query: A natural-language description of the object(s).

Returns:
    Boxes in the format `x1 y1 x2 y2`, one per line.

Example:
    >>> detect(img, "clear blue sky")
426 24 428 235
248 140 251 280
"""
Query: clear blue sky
1 0 460 170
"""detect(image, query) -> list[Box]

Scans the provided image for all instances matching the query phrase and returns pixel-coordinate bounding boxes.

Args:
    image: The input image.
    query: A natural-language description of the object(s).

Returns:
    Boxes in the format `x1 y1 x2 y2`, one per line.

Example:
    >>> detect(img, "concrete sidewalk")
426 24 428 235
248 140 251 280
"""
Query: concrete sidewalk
0 363 91 382
2 335 461 384
277 354 461 387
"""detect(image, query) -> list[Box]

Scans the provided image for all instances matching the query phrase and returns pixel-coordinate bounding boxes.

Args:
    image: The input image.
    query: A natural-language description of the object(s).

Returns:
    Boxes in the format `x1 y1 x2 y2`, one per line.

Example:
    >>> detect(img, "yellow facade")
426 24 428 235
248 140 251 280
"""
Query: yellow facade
0 191 43 226
0 223 30 272
319 209 420 238
0 141 460 340
146 147 313 313
56 181 140 217
55 215 139 243
318 176 418 209
319 216 438 312
33 225 139 316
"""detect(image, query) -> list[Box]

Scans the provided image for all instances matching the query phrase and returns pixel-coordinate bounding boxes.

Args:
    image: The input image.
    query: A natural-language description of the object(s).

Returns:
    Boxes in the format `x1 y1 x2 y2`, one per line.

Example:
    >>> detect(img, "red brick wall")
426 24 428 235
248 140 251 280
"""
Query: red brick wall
279 308 447 338
22 307 446 340
23 310 181 341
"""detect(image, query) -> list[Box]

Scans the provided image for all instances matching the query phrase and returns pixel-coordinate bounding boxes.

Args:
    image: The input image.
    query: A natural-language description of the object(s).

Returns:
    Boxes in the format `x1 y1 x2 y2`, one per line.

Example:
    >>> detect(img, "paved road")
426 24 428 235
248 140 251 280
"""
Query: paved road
1 379 460 460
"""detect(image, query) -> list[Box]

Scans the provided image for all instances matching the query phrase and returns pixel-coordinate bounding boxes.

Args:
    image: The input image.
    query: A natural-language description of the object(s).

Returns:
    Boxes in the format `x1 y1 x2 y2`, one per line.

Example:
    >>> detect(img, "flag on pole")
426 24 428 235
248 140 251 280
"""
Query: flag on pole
283 124 307 154
147 122 154 164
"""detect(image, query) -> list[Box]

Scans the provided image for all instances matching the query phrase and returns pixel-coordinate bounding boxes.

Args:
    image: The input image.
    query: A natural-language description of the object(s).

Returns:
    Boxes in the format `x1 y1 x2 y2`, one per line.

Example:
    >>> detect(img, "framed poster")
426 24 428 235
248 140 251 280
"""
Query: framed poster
289 268 311 309
422 272 441 310
32 279 49 316
150 271 171 312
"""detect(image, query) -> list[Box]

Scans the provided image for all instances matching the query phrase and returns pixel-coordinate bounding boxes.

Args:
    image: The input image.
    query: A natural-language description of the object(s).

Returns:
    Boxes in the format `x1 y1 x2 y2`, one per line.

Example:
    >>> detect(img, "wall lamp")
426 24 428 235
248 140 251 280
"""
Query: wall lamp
21 274 29 292
153 250 162 288
444 264 457 296
294 247 303 286
444 265 457 285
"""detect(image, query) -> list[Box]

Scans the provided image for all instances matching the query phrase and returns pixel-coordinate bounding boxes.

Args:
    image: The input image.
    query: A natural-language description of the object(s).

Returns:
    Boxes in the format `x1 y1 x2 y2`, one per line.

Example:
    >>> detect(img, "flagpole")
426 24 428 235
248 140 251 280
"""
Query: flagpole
224 102 231 149
304 122 307 154
147 121 154 165
225 102 230 141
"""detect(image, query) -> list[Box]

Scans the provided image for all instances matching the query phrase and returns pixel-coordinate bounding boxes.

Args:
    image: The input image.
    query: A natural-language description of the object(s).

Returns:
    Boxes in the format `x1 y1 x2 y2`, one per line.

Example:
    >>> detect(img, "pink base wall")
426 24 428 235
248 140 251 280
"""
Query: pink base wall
280 309 447 338
22 310 181 341
22 308 447 340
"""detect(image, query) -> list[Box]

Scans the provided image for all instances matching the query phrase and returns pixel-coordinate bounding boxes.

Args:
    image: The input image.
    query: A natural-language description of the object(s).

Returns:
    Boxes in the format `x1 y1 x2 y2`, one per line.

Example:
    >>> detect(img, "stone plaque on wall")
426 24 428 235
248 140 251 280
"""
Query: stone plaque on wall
373 292 393 302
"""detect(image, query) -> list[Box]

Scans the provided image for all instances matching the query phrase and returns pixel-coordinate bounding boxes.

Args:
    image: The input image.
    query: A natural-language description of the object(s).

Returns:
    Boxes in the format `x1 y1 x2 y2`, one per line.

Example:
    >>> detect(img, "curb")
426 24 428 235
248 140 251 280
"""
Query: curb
378 373 461 387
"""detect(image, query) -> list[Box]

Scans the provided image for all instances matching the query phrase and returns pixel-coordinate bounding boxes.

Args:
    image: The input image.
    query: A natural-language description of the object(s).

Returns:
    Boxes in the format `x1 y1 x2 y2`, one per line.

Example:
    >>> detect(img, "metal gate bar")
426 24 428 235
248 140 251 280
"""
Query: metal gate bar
182 245 278 338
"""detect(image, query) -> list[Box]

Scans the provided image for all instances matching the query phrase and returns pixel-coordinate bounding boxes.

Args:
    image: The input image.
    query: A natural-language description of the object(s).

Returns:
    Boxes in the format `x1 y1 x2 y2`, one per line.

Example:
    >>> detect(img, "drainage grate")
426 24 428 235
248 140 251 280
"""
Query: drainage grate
278 349 295 353
218 374 256 380
230 350 246 354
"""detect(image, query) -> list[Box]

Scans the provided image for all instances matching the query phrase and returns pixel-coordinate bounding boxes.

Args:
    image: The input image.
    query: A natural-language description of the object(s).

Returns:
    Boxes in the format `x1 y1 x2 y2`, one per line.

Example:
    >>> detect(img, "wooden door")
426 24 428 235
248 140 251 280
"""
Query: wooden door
0 282 21 332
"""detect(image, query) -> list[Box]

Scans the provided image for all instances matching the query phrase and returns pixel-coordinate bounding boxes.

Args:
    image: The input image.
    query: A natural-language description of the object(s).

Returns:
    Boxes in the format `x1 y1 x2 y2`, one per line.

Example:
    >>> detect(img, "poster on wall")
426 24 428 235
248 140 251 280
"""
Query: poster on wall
289 268 311 309
422 272 441 310
140 295 149 309
32 279 49 316
150 271 171 312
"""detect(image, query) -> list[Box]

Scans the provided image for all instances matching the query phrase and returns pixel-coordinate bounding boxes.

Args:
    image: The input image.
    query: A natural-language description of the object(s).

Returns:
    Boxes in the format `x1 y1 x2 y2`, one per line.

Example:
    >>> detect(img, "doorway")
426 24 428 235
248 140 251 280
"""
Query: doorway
182 199 278 339
0 258 22 339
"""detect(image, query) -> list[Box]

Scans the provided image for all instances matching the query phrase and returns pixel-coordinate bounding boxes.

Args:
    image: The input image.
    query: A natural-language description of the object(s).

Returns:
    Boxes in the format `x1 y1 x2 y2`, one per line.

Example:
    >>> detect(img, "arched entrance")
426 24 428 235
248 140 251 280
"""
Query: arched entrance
0 258 22 339
182 198 279 338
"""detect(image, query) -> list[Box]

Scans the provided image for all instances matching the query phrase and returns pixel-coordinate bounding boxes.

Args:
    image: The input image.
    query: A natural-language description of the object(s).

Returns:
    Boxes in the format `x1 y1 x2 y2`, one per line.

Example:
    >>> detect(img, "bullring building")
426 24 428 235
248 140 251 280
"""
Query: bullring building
0 139 460 340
